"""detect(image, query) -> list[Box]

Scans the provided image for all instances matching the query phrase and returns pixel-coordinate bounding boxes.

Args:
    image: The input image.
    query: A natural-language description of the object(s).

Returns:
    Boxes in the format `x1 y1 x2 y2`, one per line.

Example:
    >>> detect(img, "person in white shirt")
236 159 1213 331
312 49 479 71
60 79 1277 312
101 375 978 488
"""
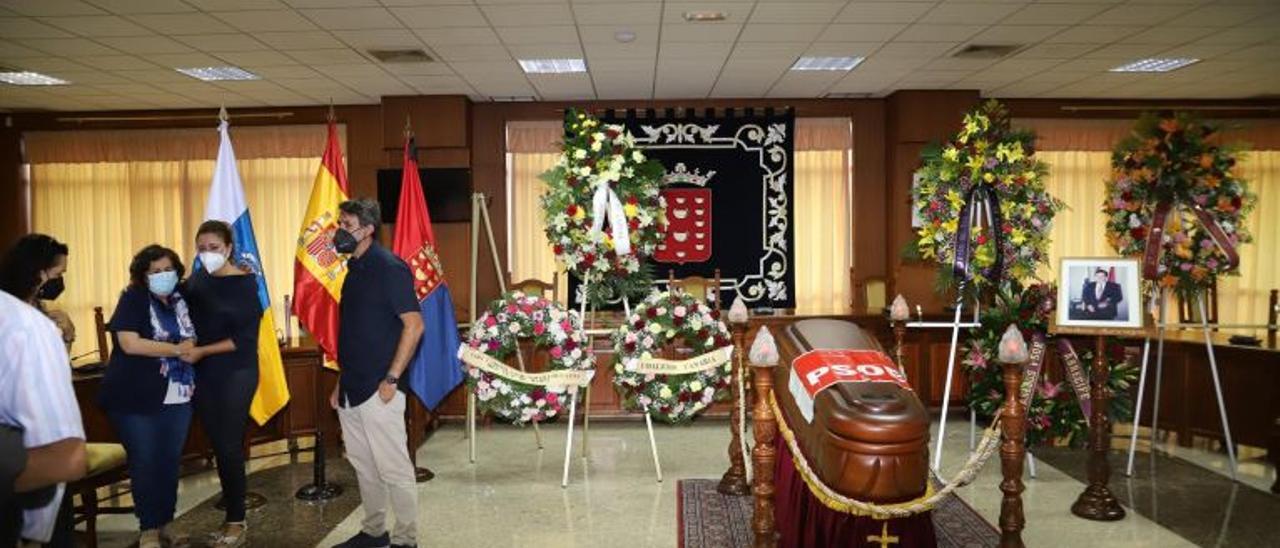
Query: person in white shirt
0 289 86 544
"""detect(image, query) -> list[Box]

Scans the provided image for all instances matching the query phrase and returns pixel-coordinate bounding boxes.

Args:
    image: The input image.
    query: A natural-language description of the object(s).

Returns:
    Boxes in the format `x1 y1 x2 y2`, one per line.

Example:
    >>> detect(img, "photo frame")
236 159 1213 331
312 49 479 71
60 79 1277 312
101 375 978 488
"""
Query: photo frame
1052 257 1150 336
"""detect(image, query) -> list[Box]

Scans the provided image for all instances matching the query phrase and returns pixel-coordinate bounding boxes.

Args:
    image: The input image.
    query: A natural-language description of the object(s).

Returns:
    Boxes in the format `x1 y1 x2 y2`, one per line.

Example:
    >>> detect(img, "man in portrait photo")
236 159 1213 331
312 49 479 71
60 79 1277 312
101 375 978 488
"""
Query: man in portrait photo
1076 268 1123 320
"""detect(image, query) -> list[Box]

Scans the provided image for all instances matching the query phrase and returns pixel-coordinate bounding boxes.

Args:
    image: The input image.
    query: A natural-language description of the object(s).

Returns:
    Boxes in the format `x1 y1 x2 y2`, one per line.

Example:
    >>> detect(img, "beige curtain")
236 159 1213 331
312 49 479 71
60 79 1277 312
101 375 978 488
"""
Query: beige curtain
29 125 339 361
504 118 853 314
1035 148 1279 336
794 118 853 315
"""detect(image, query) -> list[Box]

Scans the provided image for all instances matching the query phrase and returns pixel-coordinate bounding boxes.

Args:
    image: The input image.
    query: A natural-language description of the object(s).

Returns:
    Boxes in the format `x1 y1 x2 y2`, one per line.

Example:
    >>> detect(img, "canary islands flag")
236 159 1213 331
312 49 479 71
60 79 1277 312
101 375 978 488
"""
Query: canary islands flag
391 134 463 409
205 116 290 424
293 120 349 369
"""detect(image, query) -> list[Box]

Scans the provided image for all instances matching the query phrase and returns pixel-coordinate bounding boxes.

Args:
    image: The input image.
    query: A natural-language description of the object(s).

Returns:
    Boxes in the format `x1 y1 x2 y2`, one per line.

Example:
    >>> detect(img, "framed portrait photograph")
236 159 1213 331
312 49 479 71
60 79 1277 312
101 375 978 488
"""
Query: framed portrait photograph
1054 257 1145 334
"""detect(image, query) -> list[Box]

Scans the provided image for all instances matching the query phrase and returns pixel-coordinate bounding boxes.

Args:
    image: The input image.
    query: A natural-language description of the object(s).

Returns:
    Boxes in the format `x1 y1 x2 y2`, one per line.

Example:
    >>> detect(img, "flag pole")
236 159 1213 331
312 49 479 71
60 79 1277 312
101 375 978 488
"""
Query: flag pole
400 115 438 483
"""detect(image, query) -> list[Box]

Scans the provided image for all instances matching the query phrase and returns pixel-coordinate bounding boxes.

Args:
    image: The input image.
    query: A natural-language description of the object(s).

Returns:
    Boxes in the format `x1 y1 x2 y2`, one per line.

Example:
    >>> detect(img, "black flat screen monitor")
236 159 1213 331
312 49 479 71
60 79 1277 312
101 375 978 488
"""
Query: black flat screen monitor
376 167 472 223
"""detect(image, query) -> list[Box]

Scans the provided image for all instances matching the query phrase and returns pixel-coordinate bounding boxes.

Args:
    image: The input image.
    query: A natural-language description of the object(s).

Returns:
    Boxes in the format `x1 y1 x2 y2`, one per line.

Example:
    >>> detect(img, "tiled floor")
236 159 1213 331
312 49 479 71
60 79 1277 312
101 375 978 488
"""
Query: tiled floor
88 416 1277 547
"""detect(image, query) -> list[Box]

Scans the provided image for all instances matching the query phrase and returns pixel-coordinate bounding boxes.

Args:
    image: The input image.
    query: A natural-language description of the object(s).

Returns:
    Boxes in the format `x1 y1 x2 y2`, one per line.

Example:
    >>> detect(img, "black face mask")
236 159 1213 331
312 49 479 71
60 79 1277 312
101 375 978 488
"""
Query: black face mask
37 276 65 301
333 228 359 254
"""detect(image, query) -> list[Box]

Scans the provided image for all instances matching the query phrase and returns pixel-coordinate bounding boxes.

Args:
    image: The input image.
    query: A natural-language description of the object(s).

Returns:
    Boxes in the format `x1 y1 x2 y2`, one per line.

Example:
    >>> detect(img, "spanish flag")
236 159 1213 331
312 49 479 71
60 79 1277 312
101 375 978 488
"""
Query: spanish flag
292 119 349 370
205 114 290 425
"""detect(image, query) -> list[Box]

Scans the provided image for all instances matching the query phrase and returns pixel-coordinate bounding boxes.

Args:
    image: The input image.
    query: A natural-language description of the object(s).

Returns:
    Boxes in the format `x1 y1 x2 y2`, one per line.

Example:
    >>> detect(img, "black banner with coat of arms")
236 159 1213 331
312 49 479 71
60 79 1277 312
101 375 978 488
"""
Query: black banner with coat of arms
570 108 796 309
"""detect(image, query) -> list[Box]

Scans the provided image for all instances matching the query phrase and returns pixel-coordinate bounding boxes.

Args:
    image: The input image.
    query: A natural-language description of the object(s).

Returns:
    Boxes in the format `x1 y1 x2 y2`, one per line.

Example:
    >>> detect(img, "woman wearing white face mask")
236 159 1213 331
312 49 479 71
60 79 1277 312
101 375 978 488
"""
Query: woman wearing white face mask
97 244 195 548
180 220 260 548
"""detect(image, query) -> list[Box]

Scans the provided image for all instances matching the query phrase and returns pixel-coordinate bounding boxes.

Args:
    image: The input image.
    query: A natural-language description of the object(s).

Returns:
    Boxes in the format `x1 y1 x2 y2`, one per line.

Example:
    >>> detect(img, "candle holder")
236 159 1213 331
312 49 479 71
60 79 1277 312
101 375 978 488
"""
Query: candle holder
718 313 751 497
1071 336 1126 521
997 326 1029 548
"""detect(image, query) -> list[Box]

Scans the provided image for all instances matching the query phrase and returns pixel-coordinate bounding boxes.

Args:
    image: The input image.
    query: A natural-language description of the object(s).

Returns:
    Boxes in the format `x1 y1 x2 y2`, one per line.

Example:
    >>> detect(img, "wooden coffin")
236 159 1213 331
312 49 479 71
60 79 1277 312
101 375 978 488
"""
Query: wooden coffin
774 318 931 503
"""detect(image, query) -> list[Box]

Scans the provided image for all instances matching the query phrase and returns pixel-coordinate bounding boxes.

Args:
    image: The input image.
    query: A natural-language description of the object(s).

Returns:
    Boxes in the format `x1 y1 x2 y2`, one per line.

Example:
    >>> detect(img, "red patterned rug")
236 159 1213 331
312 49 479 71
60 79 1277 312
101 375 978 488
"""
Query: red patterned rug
677 479 999 548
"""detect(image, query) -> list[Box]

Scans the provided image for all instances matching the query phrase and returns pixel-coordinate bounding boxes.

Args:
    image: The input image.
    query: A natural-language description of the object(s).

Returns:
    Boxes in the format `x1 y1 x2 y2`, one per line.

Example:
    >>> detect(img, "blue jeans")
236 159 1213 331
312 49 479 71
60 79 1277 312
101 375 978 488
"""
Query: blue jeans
110 403 192 530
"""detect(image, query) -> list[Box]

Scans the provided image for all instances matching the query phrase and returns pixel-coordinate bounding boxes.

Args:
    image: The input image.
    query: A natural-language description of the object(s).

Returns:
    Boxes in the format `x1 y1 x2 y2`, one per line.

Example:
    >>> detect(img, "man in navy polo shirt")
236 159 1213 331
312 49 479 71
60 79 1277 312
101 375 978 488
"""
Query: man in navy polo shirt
329 198 424 548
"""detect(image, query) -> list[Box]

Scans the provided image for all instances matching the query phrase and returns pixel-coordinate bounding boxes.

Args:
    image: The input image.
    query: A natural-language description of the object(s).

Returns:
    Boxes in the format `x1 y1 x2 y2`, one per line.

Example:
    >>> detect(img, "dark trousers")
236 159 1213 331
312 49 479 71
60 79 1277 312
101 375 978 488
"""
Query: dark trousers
110 403 192 531
195 367 257 523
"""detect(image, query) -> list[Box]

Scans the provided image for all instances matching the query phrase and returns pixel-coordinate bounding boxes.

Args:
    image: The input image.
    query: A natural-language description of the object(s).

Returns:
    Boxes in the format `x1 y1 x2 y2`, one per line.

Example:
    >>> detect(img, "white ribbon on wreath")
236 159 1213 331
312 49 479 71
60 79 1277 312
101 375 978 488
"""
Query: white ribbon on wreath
590 181 631 255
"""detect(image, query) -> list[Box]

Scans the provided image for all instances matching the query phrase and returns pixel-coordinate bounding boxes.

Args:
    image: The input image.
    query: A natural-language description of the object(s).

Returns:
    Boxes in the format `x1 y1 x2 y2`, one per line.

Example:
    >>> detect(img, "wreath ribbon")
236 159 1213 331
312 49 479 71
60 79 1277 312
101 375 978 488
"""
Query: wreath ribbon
459 346 595 388
952 185 1005 283
1054 339 1093 425
590 182 631 255
1142 201 1240 281
632 346 733 375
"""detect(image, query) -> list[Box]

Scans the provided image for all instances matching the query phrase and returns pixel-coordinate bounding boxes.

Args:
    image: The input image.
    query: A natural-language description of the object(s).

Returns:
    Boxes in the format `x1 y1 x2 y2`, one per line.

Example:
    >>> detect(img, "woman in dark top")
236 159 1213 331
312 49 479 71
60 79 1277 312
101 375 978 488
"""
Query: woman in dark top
181 220 259 547
98 245 195 548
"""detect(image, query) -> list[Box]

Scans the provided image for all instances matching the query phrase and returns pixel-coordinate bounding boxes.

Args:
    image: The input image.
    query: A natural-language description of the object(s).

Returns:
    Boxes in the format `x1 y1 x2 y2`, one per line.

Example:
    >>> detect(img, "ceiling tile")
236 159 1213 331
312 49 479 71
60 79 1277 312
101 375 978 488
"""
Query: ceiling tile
129 13 238 35
389 6 488 28
820 24 907 43
41 15 152 36
661 41 733 61
507 43 584 59
213 10 318 32
20 37 119 56
748 2 844 24
285 0 381 6
333 29 423 49
580 24 656 46
1012 43 1098 59
969 25 1064 44
432 44 513 62
1084 3 1197 25
97 35 194 54
493 25 580 45
299 7 402 30
662 2 750 25
33 70 133 84
414 27 502 48
895 24 985 43
146 52 227 67
920 2 1023 25
182 0 290 11
82 0 197 14
572 2 660 25
214 49 298 67
660 22 741 43
582 41 655 60
0 38 44 58
1165 4 1278 27
837 2 933 24
1044 25 1135 44
7 56 92 71
870 41 955 59
253 31 345 49
739 24 825 43
767 71 844 98
1003 4 1111 26
286 48 369 65
450 61 524 81
1116 26 1217 45
245 64 320 78
0 0 104 16
174 33 268 52
114 68 196 83
481 3 574 26
0 17 75 38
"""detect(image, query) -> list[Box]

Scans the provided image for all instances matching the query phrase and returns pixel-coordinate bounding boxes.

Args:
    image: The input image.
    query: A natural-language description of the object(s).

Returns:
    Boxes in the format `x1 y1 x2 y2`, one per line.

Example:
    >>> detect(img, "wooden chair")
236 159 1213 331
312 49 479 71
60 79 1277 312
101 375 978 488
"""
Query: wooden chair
70 443 131 548
849 268 888 315
1267 289 1278 348
93 306 109 363
668 269 722 313
510 273 559 304
1178 279 1219 330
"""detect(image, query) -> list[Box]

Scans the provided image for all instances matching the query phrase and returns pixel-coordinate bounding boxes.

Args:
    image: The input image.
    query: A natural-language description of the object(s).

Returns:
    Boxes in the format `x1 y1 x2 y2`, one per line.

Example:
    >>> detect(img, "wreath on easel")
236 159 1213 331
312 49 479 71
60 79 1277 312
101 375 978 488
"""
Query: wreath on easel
910 100 1063 291
611 290 734 423
1103 112 1253 297
539 109 668 306
460 292 595 424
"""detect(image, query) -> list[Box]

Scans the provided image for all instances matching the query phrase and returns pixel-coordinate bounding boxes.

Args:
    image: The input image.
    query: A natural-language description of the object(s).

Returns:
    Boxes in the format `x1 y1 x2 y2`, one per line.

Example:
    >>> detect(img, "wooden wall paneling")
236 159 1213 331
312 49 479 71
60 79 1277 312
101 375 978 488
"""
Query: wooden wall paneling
381 95 470 149
0 122 25 249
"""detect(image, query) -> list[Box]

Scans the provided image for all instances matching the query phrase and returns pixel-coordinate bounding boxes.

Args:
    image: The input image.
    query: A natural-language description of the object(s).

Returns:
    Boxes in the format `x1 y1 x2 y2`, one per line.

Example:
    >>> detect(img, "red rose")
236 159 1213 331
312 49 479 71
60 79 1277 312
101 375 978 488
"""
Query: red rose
567 176 578 186
673 315 685 326
606 128 620 139
566 204 577 216
976 234 988 245
1130 227 1146 240
627 196 638 205
646 308 658 319
553 244 564 255
1002 223 1013 234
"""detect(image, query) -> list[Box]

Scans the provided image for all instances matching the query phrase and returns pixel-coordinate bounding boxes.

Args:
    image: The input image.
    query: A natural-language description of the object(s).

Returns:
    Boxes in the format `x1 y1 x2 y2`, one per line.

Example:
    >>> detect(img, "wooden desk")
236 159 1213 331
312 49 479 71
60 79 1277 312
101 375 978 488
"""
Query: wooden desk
72 343 340 461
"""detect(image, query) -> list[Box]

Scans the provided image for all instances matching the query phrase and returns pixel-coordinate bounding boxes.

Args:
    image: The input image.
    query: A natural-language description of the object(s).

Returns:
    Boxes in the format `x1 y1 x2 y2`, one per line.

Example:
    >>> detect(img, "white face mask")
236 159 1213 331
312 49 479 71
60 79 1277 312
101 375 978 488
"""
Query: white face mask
200 251 228 273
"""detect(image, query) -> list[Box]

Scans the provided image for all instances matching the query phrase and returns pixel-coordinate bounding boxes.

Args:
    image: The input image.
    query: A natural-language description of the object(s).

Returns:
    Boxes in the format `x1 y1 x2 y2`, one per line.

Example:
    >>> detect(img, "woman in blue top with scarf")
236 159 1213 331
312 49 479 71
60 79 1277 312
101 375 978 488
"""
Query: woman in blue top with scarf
98 245 196 548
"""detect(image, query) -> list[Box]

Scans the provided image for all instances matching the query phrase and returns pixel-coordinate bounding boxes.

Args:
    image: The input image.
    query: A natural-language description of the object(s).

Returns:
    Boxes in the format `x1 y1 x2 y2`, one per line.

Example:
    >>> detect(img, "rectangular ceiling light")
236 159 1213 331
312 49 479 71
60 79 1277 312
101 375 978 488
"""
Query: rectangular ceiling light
0 70 69 85
1109 58 1199 73
791 56 864 71
683 10 728 22
175 66 260 81
518 58 586 74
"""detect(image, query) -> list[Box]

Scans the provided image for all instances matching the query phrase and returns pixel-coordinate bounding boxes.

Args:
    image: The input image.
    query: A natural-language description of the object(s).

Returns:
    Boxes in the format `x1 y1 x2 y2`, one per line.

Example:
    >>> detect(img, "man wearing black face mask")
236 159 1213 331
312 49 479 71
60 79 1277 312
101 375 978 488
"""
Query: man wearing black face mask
0 234 74 351
329 199 424 548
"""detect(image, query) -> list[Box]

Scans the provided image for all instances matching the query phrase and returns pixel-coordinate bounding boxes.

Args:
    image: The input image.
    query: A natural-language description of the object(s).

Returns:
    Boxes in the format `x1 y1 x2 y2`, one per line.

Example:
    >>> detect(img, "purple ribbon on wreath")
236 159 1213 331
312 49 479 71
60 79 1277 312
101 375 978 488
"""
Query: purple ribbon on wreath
1142 199 1239 281
952 184 1005 284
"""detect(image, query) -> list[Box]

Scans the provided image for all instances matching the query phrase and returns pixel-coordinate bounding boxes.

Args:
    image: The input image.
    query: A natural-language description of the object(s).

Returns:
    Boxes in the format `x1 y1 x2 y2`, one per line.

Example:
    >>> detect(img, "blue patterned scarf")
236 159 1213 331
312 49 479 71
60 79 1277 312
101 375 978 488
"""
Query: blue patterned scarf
149 290 196 399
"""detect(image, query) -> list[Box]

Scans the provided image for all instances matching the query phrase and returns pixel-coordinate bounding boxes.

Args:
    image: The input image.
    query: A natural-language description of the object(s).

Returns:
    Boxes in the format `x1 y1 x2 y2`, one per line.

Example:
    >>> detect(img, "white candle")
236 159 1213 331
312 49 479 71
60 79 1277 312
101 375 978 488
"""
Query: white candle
998 324 1029 363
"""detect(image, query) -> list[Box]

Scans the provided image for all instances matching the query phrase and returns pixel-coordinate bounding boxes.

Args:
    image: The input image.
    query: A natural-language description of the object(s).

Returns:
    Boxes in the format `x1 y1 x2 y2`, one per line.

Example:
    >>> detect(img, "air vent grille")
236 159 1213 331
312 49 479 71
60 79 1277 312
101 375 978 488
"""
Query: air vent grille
367 49 434 64
951 44 1022 59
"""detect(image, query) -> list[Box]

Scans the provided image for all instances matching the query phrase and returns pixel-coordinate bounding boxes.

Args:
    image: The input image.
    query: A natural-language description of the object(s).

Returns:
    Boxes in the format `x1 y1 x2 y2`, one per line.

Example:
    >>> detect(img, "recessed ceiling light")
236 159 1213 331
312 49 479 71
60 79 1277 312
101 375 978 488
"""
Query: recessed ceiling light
791 57 864 71
0 71 69 86
1109 58 1199 73
683 10 728 22
614 30 636 43
175 66 260 81
518 58 586 74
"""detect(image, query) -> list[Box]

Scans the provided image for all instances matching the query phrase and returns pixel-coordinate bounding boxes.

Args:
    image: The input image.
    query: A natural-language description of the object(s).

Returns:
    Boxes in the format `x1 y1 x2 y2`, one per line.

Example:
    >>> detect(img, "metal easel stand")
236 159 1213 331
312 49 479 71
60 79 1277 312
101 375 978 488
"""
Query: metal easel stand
467 192 543 465
1125 290 1238 481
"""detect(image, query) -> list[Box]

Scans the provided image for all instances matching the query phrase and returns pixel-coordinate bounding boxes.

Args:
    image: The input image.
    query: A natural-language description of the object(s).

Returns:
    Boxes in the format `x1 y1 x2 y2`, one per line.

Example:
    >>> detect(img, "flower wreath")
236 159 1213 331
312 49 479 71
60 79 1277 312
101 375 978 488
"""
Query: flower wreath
912 100 1063 290
963 282 1137 447
539 109 667 304
611 291 734 424
462 292 595 424
1103 113 1253 296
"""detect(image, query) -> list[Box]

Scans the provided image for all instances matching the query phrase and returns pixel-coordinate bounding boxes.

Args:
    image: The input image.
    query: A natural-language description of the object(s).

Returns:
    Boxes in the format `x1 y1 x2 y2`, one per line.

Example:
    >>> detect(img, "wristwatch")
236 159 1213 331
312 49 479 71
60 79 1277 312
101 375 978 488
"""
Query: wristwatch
383 374 399 385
